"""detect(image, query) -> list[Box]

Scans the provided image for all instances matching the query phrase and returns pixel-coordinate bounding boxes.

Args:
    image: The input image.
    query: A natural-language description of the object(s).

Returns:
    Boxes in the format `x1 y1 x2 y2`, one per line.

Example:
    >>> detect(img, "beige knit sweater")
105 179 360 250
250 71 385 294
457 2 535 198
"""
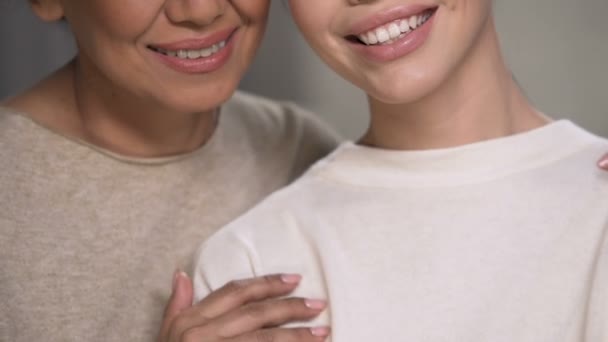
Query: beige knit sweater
0 91 340 341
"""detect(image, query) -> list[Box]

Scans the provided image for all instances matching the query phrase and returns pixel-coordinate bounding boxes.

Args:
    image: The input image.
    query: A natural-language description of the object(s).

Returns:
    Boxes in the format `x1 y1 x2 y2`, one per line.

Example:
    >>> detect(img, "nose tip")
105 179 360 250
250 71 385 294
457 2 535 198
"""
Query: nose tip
165 0 226 27
347 0 377 5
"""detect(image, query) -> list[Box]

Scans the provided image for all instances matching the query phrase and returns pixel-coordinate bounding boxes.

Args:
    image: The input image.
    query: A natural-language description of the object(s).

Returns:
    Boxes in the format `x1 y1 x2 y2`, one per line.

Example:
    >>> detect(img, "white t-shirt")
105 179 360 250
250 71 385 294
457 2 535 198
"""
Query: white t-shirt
194 120 608 342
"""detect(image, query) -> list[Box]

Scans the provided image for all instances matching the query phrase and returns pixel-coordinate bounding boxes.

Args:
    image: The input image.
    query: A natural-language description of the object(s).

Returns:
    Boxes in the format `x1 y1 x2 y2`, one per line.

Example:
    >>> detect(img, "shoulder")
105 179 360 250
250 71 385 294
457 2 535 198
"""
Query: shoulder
0 106 46 151
224 91 340 144
192 173 328 296
224 91 324 127
540 122 608 186
192 176 305 290
221 91 343 179
566 126 608 185
0 106 31 131
204 173 320 244
195 169 329 262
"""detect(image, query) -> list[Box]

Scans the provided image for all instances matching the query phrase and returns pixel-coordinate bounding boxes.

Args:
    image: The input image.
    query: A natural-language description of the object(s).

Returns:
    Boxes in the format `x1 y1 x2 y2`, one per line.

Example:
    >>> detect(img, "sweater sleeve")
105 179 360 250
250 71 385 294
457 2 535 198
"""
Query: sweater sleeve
585 221 608 341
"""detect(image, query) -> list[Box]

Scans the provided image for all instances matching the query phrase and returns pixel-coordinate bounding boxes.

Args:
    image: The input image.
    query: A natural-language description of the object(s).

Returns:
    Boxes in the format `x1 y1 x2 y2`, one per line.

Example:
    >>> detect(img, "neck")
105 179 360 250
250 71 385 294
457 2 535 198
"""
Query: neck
361 17 549 151
66 59 218 158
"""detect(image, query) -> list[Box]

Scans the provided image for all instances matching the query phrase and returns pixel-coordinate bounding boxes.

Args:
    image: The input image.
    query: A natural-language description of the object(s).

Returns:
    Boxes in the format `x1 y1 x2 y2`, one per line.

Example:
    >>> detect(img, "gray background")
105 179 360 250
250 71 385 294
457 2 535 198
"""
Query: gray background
1 0 606 139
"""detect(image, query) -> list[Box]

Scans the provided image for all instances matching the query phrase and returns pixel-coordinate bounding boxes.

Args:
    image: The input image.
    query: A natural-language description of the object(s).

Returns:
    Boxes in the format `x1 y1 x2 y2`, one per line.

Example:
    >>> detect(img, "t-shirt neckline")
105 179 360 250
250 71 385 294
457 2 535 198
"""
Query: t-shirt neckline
314 120 597 188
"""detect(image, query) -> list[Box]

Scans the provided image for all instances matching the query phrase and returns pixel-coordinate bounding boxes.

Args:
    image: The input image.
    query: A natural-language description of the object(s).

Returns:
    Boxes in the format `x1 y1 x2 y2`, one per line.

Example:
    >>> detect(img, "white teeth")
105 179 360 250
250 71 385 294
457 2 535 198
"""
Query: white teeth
376 27 390 43
201 45 214 57
187 50 200 59
357 11 433 46
399 19 410 33
388 23 401 39
367 31 378 44
155 40 227 59
409 16 418 29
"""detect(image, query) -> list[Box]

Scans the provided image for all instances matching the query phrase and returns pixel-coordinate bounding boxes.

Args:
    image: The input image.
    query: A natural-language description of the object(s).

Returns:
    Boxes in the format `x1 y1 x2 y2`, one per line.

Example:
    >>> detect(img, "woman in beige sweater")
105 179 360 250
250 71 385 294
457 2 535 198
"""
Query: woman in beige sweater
1 0 336 341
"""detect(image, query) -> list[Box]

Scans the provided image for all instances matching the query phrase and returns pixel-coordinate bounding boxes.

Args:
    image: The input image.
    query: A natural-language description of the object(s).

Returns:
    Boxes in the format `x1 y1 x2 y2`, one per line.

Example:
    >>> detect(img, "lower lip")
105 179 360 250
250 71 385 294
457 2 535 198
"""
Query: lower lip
350 11 436 63
150 31 238 74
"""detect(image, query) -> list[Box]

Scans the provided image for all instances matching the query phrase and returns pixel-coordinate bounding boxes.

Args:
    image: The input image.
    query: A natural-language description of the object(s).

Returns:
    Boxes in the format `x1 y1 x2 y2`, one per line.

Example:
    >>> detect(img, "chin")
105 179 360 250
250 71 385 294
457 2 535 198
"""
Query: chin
160 85 237 114
364 74 443 105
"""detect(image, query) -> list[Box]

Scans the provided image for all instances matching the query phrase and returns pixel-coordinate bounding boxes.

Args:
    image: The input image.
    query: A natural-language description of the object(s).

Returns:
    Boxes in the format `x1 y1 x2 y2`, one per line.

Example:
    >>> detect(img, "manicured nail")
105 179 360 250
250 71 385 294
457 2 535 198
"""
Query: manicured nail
305 299 327 310
599 158 608 169
173 270 188 291
309 327 330 337
280 274 302 284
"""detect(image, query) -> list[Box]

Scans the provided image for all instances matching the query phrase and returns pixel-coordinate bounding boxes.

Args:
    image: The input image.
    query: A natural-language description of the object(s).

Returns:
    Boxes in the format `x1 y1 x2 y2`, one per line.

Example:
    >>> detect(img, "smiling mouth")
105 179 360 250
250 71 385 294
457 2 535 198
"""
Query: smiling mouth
347 7 437 46
147 31 236 60
149 41 227 59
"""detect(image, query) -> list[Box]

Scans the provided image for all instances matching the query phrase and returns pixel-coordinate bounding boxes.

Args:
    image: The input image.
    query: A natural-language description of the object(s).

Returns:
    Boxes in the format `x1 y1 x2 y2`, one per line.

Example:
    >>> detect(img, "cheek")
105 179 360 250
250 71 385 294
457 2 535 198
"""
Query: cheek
233 0 270 25
232 0 271 70
289 0 330 38
444 0 492 38
66 1 157 43
289 0 337 67
232 0 270 56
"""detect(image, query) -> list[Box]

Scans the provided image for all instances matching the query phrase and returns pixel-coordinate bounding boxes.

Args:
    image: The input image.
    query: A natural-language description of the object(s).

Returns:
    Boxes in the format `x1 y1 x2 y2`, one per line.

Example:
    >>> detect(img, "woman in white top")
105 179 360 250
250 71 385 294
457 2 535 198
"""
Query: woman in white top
187 0 608 341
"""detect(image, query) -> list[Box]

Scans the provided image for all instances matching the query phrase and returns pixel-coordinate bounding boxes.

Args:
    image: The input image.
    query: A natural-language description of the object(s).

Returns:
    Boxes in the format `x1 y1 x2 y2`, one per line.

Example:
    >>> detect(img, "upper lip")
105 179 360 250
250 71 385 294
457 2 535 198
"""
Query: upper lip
150 27 237 51
347 4 437 36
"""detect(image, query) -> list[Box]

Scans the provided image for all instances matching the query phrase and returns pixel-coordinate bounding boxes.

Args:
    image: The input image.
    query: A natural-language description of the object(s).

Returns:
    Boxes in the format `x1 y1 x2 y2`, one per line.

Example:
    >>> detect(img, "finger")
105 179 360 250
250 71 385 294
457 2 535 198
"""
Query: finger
598 153 608 170
191 274 302 319
158 270 193 342
213 297 327 337
182 326 331 342
171 274 304 337
231 327 331 342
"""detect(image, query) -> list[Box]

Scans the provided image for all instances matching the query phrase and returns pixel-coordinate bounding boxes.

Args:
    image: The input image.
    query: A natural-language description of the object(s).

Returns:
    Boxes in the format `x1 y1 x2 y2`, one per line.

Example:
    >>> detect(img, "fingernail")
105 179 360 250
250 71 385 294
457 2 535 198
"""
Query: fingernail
310 327 330 337
172 270 188 291
305 299 327 310
280 274 302 284
599 158 608 169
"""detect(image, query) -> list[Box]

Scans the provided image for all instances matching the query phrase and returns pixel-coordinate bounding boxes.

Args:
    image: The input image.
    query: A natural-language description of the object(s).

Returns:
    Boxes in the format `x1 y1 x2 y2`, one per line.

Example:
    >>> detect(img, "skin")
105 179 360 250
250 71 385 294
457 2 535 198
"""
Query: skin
160 273 330 342
600 154 608 169
10 0 269 157
288 0 550 150
6 0 328 341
